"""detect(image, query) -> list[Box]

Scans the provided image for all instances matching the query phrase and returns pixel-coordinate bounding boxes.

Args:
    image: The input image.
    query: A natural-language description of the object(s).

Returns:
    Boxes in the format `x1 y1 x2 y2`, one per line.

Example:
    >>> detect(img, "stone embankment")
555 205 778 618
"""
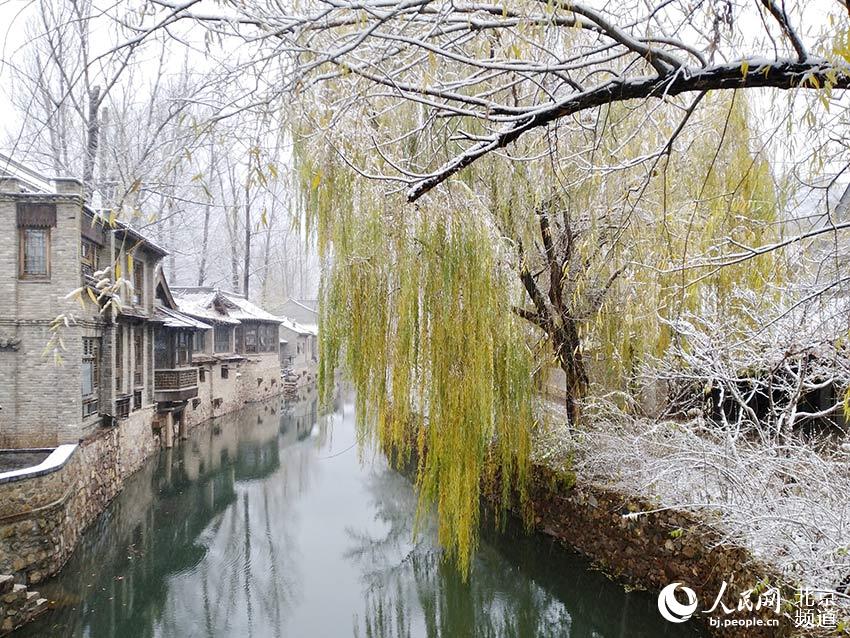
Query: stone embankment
0 575 46 636
490 465 844 638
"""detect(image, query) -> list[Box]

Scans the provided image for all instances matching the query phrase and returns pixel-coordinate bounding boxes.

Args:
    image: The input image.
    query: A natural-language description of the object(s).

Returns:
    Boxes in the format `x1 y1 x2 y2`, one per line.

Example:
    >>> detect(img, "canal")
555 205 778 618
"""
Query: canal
19 392 701 637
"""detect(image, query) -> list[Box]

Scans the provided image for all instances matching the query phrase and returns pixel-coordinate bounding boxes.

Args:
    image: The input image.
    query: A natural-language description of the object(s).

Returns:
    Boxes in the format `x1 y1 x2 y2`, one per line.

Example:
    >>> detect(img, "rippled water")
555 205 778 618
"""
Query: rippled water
19 391 701 637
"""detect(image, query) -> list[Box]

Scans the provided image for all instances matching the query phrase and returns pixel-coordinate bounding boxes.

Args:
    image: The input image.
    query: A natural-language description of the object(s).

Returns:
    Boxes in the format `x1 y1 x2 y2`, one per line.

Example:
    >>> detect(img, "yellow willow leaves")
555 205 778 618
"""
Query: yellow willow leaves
301 139 535 577
293 80 784 573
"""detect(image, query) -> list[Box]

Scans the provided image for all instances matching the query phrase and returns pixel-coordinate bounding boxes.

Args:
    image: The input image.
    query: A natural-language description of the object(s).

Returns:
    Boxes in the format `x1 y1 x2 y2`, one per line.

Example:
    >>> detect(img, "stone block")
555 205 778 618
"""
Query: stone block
0 576 11 595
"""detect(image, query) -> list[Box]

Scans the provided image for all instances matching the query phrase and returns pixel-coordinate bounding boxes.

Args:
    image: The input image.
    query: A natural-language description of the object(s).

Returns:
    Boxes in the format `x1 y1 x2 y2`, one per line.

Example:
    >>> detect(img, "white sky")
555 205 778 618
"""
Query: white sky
0 0 846 180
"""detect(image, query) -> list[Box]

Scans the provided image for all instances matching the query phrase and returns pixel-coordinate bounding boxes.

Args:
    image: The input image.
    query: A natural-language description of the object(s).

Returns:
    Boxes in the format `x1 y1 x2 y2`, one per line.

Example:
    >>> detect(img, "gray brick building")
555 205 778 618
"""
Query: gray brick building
0 154 196 448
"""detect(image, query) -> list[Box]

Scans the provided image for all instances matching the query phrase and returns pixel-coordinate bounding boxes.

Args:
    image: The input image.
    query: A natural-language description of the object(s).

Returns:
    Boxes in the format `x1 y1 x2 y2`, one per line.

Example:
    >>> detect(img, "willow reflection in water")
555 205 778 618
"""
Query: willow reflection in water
20 393 700 638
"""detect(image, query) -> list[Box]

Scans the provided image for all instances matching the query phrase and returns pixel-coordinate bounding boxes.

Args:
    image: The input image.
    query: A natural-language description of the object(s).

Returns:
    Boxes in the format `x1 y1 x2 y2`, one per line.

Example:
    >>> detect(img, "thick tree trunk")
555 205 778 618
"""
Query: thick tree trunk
514 205 595 425
243 182 251 299
553 320 588 425
81 86 101 199
198 201 211 286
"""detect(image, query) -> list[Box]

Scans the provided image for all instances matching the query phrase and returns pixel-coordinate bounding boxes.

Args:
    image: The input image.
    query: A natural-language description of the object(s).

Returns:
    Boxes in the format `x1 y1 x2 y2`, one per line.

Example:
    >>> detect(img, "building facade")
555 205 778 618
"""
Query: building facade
0 156 290 595
0 157 173 448
171 287 283 428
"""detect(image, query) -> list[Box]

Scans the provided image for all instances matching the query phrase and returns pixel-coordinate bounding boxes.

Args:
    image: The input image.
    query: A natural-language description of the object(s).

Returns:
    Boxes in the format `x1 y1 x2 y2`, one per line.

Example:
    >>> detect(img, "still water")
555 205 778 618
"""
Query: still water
21 392 700 638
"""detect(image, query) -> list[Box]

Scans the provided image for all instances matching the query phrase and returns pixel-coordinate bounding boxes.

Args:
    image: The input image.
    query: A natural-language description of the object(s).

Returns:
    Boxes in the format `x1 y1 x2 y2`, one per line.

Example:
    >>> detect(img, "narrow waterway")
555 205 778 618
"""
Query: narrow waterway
20 392 700 638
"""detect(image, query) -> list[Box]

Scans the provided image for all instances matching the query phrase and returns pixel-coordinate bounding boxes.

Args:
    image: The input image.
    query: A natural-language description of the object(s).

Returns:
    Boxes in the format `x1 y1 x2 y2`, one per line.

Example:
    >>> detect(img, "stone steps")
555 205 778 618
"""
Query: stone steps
0 575 48 636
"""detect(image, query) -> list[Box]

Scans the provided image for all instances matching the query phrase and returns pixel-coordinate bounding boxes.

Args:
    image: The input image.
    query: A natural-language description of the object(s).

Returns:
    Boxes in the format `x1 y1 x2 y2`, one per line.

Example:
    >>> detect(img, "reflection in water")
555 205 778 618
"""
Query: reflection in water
20 391 699 638
348 471 700 638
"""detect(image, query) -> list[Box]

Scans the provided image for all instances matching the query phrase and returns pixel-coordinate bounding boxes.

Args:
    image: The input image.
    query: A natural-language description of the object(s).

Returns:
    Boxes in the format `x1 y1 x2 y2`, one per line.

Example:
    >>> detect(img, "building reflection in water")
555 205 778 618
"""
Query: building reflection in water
20 387 699 638
21 392 323 638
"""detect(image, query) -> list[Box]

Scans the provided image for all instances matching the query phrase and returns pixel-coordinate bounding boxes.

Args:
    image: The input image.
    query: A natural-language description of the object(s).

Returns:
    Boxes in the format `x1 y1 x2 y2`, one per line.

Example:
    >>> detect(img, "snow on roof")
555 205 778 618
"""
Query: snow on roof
278 316 318 336
0 153 58 193
223 292 283 323
0 153 168 256
172 287 282 325
285 298 319 314
154 306 212 331
172 289 241 325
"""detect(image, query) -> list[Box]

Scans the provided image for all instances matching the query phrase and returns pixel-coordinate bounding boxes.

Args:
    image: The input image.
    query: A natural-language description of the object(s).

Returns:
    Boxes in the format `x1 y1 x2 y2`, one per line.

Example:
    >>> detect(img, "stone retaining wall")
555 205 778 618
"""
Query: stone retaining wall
495 465 841 638
0 357 284 589
0 575 46 636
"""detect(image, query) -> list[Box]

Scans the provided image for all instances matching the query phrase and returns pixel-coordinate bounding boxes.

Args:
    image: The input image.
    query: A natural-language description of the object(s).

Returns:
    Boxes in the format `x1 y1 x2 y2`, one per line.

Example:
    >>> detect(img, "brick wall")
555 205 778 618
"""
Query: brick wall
0 191 107 447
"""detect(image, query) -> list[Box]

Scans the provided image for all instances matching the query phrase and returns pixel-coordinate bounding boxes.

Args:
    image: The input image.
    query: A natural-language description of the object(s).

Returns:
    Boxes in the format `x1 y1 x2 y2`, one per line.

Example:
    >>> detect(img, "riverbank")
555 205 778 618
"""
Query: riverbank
14 392 687 638
0 376 288 636
512 402 850 638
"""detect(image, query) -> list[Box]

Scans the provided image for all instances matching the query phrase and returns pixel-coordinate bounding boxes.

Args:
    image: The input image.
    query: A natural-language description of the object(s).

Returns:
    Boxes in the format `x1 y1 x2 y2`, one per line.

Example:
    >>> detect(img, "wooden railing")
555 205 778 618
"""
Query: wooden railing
155 367 198 390
154 367 199 403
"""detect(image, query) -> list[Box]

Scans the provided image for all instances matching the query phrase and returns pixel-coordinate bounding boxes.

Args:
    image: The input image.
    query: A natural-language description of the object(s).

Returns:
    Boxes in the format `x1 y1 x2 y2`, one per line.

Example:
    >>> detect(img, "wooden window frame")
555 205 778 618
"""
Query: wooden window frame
214 326 232 353
245 324 258 354
115 326 124 393
19 227 51 280
81 238 98 273
133 330 144 387
132 259 144 306
193 331 206 353
82 337 100 418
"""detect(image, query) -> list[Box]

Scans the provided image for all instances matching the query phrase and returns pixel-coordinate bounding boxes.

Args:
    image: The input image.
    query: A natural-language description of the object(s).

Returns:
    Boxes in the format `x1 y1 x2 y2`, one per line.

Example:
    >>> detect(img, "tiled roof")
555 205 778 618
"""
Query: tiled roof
153 306 212 330
172 287 282 325
278 316 318 336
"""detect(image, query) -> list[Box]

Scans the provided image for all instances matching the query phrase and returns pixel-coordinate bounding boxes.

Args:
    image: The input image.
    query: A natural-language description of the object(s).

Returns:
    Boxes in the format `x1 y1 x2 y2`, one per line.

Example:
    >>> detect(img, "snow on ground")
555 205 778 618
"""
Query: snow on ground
533 399 850 603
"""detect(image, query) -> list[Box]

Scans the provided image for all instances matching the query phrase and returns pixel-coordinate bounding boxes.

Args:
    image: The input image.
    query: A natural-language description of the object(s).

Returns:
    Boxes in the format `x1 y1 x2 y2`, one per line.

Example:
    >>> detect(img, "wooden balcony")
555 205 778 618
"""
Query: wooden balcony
154 367 199 403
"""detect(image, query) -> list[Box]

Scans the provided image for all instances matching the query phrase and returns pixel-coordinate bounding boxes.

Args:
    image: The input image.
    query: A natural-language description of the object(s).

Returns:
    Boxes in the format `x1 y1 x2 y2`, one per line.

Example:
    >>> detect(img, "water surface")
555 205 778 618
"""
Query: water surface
20 392 700 637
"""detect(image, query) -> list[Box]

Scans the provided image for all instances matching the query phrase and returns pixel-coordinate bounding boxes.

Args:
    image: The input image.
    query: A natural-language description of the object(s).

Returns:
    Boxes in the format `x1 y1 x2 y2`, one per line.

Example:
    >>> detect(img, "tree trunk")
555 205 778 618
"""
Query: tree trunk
198 200 211 286
81 85 101 199
553 319 588 425
229 207 240 292
243 180 251 298
260 210 274 304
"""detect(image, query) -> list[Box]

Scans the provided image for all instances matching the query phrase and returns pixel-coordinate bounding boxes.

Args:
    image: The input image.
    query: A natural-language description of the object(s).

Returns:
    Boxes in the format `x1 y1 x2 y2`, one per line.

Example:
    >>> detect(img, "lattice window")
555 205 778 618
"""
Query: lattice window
81 238 98 277
245 325 258 353
133 331 144 387
193 331 206 353
177 331 190 366
115 326 124 392
82 337 101 418
214 326 232 353
20 228 49 277
132 259 144 306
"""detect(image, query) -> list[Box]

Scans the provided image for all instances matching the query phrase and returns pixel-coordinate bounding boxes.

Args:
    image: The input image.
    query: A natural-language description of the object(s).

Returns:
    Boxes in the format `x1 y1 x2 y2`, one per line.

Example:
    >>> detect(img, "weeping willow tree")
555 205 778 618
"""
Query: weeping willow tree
290 80 786 573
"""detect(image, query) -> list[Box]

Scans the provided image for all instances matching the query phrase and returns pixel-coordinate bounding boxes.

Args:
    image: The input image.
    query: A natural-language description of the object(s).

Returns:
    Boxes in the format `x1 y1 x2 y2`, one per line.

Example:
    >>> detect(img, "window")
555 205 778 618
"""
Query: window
154 327 170 369
115 326 124 392
245 325 258 353
214 326 232 353
132 259 144 306
17 203 55 279
20 228 50 278
81 238 98 277
133 331 144 387
221 366 229 379
235 325 244 353
193 331 206 353
265 325 279 352
198 368 206 382
177 331 190 366
82 337 100 418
